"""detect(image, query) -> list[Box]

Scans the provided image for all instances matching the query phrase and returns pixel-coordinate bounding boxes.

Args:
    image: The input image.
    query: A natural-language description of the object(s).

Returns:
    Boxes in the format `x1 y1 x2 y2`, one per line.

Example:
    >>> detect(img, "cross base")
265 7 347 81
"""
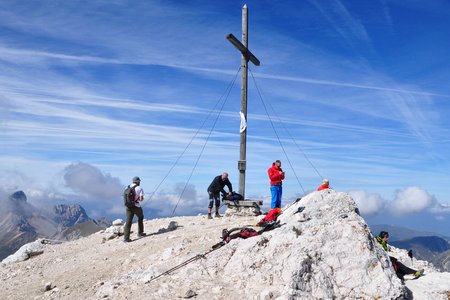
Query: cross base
224 199 263 216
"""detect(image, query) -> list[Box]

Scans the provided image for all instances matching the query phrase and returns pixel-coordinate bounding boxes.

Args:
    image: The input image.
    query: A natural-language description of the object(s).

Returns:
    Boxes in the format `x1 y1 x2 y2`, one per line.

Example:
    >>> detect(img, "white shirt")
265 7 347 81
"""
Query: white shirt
131 183 144 208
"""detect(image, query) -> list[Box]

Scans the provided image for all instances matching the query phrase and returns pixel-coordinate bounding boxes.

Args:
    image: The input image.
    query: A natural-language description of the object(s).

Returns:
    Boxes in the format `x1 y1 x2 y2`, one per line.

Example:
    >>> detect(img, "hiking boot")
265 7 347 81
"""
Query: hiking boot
414 269 424 278
222 229 229 240
215 213 222 218
137 233 147 238
123 238 132 243
207 213 213 219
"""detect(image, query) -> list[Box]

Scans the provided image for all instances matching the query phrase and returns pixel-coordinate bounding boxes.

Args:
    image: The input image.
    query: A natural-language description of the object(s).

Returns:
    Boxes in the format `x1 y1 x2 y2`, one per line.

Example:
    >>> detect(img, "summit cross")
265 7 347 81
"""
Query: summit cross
226 4 260 198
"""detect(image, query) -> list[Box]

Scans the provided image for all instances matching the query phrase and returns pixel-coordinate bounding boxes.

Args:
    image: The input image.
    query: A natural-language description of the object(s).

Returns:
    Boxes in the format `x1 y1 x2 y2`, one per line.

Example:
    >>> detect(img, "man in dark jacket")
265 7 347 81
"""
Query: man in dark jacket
207 172 232 219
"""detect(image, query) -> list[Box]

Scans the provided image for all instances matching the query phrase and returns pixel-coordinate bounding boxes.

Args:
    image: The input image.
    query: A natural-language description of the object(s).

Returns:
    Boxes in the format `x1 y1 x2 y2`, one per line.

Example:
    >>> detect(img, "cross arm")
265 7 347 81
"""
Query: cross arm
226 33 260 66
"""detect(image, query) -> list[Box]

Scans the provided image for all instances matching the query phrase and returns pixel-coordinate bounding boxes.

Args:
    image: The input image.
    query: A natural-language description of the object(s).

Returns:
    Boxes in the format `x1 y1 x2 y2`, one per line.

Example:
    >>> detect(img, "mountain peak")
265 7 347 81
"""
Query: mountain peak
8 190 27 203
52 204 90 228
0 192 95 261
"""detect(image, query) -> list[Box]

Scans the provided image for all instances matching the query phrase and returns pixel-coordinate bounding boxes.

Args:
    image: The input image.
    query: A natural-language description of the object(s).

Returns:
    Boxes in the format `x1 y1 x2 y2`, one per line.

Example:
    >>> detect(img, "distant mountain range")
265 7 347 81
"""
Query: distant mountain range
0 191 111 260
369 224 450 242
369 224 450 272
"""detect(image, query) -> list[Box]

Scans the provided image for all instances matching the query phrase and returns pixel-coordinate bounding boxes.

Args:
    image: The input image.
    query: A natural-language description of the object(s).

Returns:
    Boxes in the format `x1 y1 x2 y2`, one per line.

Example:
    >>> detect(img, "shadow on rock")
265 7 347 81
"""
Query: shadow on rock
149 221 182 236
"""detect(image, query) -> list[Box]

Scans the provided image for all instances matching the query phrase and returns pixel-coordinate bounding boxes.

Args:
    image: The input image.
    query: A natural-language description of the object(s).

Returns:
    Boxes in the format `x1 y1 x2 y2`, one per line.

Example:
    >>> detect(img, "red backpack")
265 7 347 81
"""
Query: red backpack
257 208 282 226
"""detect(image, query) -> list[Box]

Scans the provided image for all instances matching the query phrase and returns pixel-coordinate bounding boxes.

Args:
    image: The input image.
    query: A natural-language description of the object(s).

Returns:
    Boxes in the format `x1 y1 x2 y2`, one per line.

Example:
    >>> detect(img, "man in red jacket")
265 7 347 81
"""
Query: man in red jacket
268 160 285 208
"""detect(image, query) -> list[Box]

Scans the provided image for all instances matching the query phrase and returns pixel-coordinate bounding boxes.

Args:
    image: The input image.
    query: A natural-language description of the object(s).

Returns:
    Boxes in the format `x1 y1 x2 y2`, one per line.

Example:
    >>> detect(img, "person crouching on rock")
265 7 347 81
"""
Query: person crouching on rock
207 172 233 219
317 178 330 191
376 231 424 281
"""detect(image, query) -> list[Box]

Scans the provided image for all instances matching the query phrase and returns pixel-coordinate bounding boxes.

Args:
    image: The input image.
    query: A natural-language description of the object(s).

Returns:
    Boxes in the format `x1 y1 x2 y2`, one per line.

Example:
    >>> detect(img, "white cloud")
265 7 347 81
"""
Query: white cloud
348 190 386 215
63 162 124 199
388 186 434 215
429 202 450 214
146 183 206 217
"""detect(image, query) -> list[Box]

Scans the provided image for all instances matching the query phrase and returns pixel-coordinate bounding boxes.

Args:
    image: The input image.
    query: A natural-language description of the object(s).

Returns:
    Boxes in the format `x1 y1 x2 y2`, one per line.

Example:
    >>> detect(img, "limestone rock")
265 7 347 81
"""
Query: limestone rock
44 282 53 291
112 219 124 226
225 205 261 216
405 272 450 300
104 224 124 236
183 289 197 298
1 239 46 265
171 191 407 299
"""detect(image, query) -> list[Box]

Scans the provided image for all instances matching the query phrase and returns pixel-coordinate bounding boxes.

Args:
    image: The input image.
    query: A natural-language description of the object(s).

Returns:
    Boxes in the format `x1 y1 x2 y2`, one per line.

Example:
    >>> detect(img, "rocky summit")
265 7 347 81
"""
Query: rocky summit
1 190 449 299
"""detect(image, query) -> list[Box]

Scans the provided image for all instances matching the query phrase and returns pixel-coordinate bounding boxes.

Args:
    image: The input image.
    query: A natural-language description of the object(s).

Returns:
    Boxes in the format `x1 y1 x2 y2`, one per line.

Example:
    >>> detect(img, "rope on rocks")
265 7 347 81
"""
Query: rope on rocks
40 239 65 245
146 247 220 283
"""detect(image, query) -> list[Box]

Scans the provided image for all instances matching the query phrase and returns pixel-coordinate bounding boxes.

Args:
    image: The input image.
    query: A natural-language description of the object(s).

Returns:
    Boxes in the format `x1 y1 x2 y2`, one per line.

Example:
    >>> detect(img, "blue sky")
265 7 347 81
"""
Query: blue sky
1 0 449 235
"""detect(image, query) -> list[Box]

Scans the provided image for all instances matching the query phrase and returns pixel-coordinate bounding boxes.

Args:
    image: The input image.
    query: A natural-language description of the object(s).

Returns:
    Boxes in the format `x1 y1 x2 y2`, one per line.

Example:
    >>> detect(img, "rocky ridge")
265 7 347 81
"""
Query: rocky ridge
0 190 449 299
0 191 105 260
52 204 90 228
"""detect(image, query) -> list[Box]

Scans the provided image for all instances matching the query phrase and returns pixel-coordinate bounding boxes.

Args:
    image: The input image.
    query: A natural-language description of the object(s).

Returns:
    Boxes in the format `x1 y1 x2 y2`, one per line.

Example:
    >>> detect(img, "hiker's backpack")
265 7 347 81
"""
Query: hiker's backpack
257 208 282 226
222 192 244 201
222 227 260 243
123 185 136 208
221 221 281 243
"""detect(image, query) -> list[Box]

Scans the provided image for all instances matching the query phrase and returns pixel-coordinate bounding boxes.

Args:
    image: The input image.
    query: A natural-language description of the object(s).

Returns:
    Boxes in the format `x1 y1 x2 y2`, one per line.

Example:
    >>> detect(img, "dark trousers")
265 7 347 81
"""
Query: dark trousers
124 206 144 240
390 256 416 279
208 192 220 210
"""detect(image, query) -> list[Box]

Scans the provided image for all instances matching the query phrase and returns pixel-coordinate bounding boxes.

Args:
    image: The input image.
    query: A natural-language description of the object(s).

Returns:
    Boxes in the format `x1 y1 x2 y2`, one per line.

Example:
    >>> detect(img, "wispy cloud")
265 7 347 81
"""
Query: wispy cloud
254 71 448 97
307 0 372 54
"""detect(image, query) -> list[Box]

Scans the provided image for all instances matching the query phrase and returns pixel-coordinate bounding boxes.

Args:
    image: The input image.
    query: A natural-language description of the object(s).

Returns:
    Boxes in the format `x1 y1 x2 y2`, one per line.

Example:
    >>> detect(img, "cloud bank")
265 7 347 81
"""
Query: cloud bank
348 190 385 215
388 186 435 216
63 162 124 200
349 186 446 217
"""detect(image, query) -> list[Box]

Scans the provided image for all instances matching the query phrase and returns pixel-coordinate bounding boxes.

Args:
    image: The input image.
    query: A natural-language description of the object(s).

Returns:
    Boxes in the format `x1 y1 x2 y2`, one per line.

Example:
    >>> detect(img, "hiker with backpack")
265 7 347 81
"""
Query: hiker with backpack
268 160 285 208
207 172 233 219
123 176 146 242
376 231 424 281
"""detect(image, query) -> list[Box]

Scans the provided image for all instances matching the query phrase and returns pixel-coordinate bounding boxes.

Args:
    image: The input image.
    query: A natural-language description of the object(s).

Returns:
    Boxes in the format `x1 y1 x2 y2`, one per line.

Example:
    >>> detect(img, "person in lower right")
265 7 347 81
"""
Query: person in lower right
376 231 424 280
